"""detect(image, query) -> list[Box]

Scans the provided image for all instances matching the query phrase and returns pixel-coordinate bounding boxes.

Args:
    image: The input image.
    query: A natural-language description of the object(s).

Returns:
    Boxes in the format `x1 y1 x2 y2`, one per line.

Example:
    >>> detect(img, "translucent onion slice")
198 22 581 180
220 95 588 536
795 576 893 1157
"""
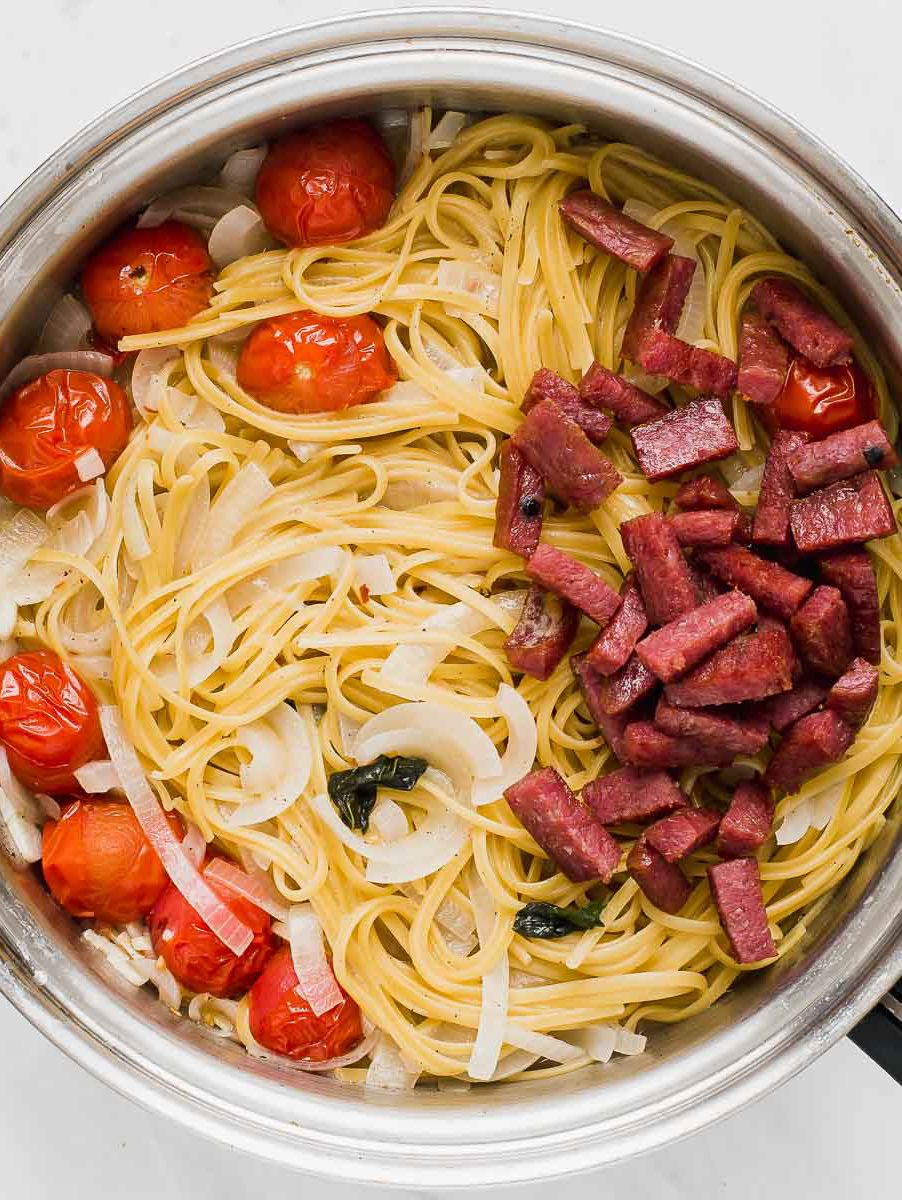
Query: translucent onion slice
355 553 395 596
436 260 501 319
137 185 250 233
181 821 206 868
0 509 49 589
398 108 431 190
614 1027 647 1055
382 476 458 509
429 111 470 149
74 447 106 482
226 547 348 614
192 462 274 571
69 654 113 683
0 749 42 864
473 685 536 808
0 351 113 401
287 903 344 1016
209 205 270 269
366 1032 421 1090
374 599 511 689
0 597 15 640
205 857 289 922
481 1049 540 1082
503 1023 584 1064
0 636 17 661
288 440 318 464
37 294 93 353
810 781 845 830
225 702 312 828
0 747 40 822
132 347 181 418
468 870 508 1081
561 1024 616 1063
369 796 408 842
355 701 502 788
775 801 813 845
99 705 253 955
74 759 122 794
184 596 235 686
218 145 268 194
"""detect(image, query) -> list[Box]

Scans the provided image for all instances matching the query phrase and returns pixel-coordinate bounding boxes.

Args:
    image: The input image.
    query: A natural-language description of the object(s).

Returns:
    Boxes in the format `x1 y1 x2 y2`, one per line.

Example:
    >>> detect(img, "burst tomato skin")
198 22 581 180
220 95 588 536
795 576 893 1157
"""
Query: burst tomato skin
80 219 214 341
42 800 179 923
0 651 104 794
148 860 276 998
255 119 395 248
248 945 363 1061
0 369 132 509
775 356 873 438
236 310 396 414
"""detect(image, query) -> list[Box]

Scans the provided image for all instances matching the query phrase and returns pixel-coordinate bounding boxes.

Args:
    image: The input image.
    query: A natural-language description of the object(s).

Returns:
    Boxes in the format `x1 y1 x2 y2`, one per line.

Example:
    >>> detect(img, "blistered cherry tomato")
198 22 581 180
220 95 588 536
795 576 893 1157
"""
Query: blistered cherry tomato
42 800 179 923
0 369 132 509
236 310 396 414
775 356 873 438
81 220 214 341
0 651 104 794
148 859 276 998
255 119 395 247
248 945 362 1061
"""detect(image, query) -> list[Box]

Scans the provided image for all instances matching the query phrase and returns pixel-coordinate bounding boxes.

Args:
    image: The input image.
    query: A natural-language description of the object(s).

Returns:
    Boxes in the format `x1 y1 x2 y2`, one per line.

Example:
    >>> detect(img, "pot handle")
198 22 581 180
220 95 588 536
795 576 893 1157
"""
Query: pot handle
848 981 902 1083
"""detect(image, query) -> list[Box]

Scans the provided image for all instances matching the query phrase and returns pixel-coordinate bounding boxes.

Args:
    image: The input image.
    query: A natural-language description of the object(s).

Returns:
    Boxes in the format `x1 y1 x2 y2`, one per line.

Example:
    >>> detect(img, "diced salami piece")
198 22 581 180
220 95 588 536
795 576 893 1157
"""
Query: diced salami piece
592 653 659 716
738 309 791 406
698 544 812 621
790 472 896 553
675 474 738 512
512 399 622 513
646 806 721 862
690 563 722 606
665 621 798 708
586 574 648 675
581 766 686 826
716 782 775 858
789 585 853 677
571 653 630 756
734 512 754 544
631 399 739 482
654 695 770 756
627 835 692 914
504 583 579 681
621 254 697 360
819 550 881 664
752 680 826 732
752 430 810 548
621 721 734 768
752 277 853 368
787 420 898 494
708 858 776 963
494 442 545 558
826 657 878 727
521 367 614 445
525 544 622 626
504 767 622 883
763 709 854 793
637 591 758 683
621 513 698 626
559 189 675 272
629 328 738 398
579 361 668 427
670 510 741 547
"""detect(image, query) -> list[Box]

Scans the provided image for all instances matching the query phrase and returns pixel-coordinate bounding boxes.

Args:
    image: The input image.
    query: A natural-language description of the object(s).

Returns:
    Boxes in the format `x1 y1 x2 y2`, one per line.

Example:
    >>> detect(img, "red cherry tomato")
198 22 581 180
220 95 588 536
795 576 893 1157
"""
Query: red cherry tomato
0 651 104 794
81 220 214 341
0 370 132 509
42 800 179 923
255 119 395 248
148 859 276 998
775 356 873 438
248 945 363 1061
236 310 396 414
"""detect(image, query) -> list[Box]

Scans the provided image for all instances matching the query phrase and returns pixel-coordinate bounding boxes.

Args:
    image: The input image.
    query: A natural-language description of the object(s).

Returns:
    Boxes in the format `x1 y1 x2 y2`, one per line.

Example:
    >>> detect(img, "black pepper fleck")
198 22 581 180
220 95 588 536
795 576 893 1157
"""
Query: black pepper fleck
520 496 542 519
863 445 885 467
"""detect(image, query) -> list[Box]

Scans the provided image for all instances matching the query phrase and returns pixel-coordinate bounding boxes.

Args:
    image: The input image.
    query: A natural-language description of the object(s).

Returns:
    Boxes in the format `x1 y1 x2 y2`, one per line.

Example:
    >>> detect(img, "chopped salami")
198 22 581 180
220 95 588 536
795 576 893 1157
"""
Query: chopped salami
579 361 667 427
636 590 758 683
494 442 545 558
512 399 622 513
751 277 853 368
586 573 648 675
716 782 775 858
789 585 853 676
504 583 579 681
522 367 613 445
708 858 776 963
698 544 812 620
669 509 741 547
790 472 896 553
621 513 698 626
581 766 685 826
630 329 738 397
630 399 739 481
591 653 659 716
690 562 722 605
826 657 878 726
621 721 734 768
752 430 809 548
738 308 790 405
627 835 692 914
819 550 881 663
752 680 826 732
763 709 854 793
675 474 738 512
525 544 622 626
787 419 898 493
559 189 675 272
646 806 721 862
621 254 697 361
654 695 770 755
505 767 622 883
571 653 630 755
665 620 798 708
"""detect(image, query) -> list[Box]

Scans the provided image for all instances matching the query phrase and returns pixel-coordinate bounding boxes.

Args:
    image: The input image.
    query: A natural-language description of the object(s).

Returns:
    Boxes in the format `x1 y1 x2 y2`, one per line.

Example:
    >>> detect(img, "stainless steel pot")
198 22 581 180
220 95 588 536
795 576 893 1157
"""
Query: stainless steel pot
1 9 901 1186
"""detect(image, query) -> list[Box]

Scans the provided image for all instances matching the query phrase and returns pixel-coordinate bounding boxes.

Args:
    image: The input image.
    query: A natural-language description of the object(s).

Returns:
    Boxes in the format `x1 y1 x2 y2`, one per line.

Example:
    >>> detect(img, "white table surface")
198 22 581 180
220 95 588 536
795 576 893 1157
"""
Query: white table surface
2 0 901 1195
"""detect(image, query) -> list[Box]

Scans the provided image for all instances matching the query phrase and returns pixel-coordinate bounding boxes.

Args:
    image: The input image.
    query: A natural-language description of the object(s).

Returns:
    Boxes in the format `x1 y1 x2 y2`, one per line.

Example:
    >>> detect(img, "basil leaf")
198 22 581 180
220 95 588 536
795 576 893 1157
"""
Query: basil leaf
512 898 606 940
327 754 428 832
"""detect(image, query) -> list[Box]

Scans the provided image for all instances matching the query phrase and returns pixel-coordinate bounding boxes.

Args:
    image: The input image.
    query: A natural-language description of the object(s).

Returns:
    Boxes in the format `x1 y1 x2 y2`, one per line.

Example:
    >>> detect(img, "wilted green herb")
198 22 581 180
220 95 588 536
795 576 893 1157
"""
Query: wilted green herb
327 754 428 832
512 898 606 940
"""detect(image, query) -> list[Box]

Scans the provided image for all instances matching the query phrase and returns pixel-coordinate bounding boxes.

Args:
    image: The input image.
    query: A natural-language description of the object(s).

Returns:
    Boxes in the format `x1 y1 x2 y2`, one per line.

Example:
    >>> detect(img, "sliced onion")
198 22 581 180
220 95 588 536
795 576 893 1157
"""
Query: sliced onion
614 1027 647 1055
473 685 536 808
355 701 503 789
209 205 269 269
74 447 106 482
429 111 470 149
205 857 289 921
0 351 113 401
74 759 122 794
355 553 395 597
181 821 206 867
33 793 61 821
288 440 318 464
137 185 250 233
0 597 15 640
99 705 253 955
47 479 110 544
192 462 274 571
479 1049 539 1082
0 748 40 823
218 145 268 195
225 702 312 828
69 654 113 683
0 749 42 864
0 636 17 661
509 969 546 988
188 992 240 1039
83 928 151 987
366 1032 421 1090
811 783 844 830
226 547 348 614
132 347 181 418
775 800 814 845
166 390 226 432
337 711 361 757
729 464 765 494
375 600 509 688
37 294 92 353
468 870 508 1081
174 475 210 579
382 476 458 509
503 1023 583 1064
561 1024 616 1063
287 903 344 1016
183 596 235 686
398 108 431 191
369 796 408 842
621 361 669 395
0 509 49 588
436 260 501 319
